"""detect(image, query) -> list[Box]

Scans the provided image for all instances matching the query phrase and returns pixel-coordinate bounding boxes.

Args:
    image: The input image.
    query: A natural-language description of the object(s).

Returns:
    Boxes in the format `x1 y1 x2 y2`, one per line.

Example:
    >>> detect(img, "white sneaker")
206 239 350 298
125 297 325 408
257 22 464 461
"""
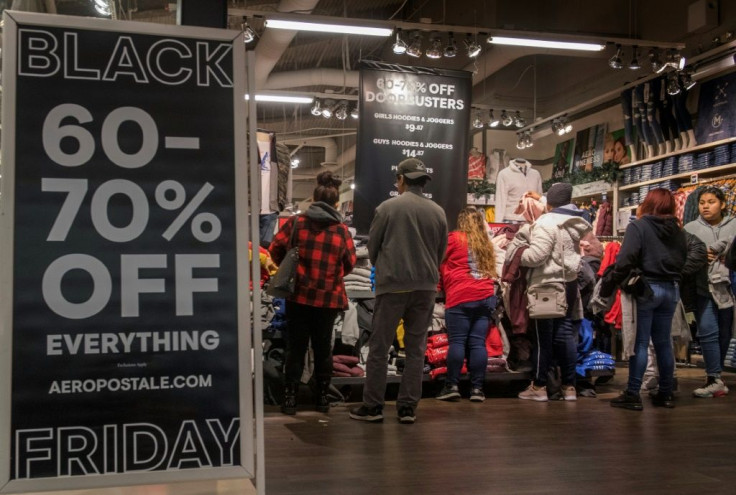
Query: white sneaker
693 378 729 398
563 386 577 401
518 383 548 402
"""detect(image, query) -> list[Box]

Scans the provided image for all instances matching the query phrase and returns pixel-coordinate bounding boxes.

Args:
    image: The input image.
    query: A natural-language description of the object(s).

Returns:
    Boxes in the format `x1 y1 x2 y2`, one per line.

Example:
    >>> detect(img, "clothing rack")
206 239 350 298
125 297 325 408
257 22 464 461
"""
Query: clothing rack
597 235 623 242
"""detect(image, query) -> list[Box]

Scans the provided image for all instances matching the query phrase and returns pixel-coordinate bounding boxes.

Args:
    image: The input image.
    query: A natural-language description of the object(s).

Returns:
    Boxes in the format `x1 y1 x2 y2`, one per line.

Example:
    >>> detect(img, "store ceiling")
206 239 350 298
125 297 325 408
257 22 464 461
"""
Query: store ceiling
54 0 736 203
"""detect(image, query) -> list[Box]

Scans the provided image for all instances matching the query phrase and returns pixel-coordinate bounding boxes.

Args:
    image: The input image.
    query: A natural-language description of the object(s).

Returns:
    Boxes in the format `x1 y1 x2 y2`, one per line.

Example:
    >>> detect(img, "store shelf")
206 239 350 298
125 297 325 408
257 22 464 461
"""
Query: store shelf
618 136 736 170
618 162 736 192
571 180 613 200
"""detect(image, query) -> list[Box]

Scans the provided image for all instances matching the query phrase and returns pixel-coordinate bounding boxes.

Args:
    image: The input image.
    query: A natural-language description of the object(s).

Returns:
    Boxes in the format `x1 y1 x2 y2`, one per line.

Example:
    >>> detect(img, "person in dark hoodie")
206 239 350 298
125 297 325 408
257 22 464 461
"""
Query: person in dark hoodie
608 188 687 410
269 171 357 416
511 182 592 402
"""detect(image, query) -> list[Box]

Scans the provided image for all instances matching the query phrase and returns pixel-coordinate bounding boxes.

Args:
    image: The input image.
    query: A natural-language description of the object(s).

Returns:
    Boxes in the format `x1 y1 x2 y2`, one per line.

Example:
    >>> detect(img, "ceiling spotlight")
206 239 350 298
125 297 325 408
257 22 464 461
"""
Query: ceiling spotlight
516 133 526 150
310 99 322 116
514 111 525 128
523 131 534 148
94 0 111 16
667 72 681 95
242 19 256 44
608 44 623 69
649 48 664 73
350 182 356 190
564 120 573 134
465 35 482 58
406 33 423 58
552 118 564 135
680 67 696 91
290 157 300 169
665 49 685 70
334 101 348 120
628 45 640 70
392 29 408 55
501 109 513 127
488 109 499 128
321 99 335 118
472 111 484 129
426 33 442 59
350 106 359 119
444 32 457 58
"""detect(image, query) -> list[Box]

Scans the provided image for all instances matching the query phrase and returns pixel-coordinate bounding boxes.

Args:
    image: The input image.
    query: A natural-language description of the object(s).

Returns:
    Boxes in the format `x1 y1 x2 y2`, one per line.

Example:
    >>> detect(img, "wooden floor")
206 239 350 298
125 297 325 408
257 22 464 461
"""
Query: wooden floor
264 367 736 495
20 367 736 495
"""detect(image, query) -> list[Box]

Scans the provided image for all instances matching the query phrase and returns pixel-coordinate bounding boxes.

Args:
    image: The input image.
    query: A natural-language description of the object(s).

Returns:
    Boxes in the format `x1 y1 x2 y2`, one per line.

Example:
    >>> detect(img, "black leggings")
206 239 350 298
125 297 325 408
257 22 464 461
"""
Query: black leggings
284 301 340 384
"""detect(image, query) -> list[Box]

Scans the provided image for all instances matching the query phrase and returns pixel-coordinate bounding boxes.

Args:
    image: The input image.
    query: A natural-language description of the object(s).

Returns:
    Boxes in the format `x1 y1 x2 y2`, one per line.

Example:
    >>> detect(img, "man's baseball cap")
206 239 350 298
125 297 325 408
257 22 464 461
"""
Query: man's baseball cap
396 158 431 180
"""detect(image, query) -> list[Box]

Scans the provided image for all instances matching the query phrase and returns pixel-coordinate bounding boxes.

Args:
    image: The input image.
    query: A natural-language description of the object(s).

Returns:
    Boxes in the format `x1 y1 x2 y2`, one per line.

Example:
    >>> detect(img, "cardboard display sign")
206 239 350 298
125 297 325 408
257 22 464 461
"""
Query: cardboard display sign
0 11 252 492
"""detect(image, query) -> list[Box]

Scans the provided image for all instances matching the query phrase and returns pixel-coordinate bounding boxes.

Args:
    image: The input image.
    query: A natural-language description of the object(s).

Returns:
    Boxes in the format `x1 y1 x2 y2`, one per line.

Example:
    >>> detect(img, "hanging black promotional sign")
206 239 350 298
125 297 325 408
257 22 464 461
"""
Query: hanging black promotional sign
0 12 252 492
353 61 472 233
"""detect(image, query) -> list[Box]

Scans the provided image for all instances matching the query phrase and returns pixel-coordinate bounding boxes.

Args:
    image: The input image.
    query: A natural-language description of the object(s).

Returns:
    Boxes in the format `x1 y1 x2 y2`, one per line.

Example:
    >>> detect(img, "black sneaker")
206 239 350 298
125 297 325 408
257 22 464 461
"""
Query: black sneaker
397 405 416 424
650 391 675 408
349 405 383 422
610 390 643 411
469 388 485 403
436 384 461 401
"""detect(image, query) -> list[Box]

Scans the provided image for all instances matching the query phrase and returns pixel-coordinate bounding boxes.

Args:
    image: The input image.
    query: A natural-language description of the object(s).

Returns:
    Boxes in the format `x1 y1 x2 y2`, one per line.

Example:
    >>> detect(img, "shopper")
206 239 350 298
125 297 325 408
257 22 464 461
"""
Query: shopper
269 171 357 416
607 188 687 410
684 186 736 398
350 158 448 424
512 182 592 402
436 207 498 403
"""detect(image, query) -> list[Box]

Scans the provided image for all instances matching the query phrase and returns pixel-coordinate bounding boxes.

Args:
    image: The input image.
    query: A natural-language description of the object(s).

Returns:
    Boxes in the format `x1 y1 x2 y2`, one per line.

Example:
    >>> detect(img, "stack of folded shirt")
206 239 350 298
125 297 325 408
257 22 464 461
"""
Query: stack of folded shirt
332 355 365 377
344 266 373 293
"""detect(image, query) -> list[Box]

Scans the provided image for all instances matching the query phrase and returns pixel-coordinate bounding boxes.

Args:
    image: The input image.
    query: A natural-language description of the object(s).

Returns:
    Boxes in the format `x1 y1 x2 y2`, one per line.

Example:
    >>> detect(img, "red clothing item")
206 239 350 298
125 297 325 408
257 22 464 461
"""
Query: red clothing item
597 241 621 276
440 231 495 309
269 215 356 309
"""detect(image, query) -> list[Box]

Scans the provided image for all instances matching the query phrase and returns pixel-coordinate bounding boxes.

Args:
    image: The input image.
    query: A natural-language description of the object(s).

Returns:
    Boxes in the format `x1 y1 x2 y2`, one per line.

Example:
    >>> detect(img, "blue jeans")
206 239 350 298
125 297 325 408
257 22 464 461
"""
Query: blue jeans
646 78 665 145
673 90 693 132
620 88 635 147
634 85 655 146
696 295 734 375
532 282 580 387
444 296 497 388
628 281 679 394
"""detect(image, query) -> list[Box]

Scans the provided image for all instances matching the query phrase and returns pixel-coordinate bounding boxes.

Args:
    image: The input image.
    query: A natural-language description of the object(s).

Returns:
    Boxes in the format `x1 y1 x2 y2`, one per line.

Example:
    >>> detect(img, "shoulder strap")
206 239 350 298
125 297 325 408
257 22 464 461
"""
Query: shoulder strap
287 215 301 249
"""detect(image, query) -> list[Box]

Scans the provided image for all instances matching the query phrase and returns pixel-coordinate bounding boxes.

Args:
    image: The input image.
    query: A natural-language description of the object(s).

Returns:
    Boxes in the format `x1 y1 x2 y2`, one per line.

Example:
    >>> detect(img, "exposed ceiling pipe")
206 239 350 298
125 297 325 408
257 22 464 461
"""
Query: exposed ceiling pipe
279 137 338 163
254 0 322 90
264 69 360 90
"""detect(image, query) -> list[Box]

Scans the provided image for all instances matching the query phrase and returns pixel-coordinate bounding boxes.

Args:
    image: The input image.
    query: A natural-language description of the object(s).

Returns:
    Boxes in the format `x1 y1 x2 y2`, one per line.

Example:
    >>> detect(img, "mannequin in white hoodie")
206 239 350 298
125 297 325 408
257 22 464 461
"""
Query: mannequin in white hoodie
495 158 543 222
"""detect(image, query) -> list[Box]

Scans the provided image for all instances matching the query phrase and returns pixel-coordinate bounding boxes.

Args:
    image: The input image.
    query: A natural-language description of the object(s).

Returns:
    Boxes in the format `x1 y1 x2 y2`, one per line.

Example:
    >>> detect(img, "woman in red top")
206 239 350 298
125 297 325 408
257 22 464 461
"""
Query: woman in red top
437 207 498 402
269 172 357 415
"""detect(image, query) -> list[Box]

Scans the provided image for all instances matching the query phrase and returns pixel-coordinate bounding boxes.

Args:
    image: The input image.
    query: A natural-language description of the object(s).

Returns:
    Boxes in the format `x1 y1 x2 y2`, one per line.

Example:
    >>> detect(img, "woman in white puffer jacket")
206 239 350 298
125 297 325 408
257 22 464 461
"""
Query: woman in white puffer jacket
511 183 592 402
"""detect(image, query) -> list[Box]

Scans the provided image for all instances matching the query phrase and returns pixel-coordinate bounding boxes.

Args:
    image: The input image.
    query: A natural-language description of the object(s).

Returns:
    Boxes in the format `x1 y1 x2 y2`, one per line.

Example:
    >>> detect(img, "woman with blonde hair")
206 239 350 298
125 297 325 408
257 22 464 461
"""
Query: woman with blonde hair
437 207 498 402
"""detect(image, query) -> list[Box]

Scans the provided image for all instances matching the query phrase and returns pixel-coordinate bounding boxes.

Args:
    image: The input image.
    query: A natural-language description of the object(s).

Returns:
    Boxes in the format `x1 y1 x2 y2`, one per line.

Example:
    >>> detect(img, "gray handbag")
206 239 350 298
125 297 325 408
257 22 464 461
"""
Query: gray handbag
526 226 568 319
266 218 299 298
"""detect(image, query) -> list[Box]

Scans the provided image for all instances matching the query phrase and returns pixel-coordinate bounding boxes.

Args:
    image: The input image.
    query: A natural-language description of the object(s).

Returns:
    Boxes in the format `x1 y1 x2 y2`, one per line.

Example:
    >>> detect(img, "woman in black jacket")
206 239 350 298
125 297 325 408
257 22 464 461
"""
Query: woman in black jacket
607 189 687 411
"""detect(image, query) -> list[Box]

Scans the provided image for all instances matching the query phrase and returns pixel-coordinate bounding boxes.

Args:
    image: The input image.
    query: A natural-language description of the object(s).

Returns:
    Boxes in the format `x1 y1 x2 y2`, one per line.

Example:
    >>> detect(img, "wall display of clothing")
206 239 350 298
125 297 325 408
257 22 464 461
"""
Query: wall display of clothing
488 148 509 184
494 158 543 222
695 70 736 145
620 76 696 160
468 147 487 180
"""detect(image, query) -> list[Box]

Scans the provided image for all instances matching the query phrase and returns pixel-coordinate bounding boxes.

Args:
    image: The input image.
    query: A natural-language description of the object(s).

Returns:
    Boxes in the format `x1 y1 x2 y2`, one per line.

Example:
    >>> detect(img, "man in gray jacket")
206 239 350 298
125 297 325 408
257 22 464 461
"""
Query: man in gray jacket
350 158 448 424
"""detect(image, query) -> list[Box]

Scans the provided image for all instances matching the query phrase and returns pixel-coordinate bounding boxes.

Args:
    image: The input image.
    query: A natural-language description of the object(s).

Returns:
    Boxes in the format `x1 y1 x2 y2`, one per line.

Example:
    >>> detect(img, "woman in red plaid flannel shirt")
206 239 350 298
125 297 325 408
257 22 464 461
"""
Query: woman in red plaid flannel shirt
269 172 357 415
